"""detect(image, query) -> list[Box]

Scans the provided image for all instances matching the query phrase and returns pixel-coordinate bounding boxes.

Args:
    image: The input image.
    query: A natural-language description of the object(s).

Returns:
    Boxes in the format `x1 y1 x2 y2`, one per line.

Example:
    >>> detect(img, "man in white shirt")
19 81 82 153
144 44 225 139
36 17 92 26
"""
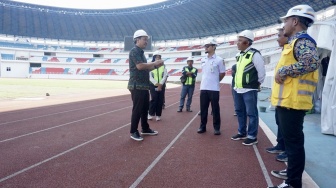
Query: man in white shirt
231 30 265 146
198 37 226 135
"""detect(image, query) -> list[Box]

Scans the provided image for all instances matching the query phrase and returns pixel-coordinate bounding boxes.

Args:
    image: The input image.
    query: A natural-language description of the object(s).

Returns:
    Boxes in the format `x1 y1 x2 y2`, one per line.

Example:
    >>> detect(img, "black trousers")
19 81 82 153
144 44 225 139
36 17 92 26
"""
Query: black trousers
149 84 164 116
200 90 221 130
275 110 285 150
129 89 150 133
276 106 306 188
162 84 166 104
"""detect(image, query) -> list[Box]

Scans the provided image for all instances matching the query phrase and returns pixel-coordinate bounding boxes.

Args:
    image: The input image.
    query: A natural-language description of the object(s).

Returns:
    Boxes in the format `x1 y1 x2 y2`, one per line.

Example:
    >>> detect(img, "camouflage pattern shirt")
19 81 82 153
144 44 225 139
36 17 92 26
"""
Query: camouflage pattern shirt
278 31 320 78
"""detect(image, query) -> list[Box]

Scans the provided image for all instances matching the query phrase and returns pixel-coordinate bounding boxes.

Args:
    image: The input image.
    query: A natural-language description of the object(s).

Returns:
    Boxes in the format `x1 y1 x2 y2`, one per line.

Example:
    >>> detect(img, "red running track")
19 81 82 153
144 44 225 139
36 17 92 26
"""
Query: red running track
0 84 286 187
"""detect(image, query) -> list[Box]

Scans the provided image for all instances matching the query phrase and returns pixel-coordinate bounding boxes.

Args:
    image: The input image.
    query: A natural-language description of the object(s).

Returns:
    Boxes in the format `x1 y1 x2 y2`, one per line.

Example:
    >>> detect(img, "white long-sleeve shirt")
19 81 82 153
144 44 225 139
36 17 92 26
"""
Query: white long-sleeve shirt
234 46 266 93
149 65 168 85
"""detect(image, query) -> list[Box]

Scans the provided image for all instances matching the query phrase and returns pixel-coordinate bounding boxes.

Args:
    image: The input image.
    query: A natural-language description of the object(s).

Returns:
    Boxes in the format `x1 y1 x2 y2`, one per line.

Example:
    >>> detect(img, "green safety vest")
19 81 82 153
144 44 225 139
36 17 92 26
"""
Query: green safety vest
151 66 165 83
184 67 197 85
235 49 259 89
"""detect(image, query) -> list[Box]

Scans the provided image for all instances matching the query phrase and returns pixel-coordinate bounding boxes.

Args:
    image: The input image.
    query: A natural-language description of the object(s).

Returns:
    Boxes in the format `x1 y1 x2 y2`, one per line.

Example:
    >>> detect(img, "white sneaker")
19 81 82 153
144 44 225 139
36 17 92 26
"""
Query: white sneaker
156 116 161 121
148 114 153 120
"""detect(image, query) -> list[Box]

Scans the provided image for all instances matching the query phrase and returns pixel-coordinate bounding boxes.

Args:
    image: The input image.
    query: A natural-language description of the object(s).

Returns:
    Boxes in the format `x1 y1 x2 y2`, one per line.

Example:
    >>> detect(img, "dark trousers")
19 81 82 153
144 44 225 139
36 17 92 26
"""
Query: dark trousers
149 84 164 116
162 84 166 105
233 90 259 139
200 90 220 130
129 89 150 133
275 110 285 150
276 106 306 188
231 87 237 112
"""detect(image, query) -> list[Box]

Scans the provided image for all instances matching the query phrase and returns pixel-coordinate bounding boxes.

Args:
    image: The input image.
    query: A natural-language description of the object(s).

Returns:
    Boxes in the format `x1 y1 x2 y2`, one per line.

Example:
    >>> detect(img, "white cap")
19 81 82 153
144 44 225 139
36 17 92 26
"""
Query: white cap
186 57 194 61
280 5 315 26
204 37 217 46
238 30 254 41
133 29 149 39
153 50 160 56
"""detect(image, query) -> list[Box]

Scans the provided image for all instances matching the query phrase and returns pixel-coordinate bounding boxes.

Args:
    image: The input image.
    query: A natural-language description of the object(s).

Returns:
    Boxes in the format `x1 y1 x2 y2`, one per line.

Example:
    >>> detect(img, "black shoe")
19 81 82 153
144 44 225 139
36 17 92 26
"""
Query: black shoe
242 138 258 146
271 169 287 180
186 109 193 112
197 127 206 133
266 145 285 154
130 131 143 141
141 129 158 136
231 134 247 140
268 181 292 188
214 130 221 135
276 152 288 162
198 112 201 116
177 108 182 112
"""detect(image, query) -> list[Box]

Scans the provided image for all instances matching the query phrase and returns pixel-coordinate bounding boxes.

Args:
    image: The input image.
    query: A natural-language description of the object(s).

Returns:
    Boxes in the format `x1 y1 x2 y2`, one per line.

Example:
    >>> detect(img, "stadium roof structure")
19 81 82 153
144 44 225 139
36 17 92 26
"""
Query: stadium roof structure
0 0 334 42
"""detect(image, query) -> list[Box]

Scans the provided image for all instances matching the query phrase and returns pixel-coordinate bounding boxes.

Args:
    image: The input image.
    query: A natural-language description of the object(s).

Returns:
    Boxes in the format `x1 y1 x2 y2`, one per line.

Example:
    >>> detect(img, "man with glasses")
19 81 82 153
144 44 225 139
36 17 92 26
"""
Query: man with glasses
128 29 164 141
197 37 226 135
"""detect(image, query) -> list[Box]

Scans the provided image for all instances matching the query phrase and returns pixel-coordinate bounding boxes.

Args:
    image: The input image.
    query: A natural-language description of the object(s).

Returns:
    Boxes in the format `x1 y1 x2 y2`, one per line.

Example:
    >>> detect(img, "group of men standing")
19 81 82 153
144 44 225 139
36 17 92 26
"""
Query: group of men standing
127 4 319 188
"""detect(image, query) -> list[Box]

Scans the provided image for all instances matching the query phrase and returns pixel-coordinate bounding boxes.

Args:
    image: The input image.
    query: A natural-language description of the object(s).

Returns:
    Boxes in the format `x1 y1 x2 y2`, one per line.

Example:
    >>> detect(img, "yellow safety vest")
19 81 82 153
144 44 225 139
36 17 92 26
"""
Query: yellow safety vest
235 49 259 89
151 66 165 83
184 67 197 85
271 41 318 110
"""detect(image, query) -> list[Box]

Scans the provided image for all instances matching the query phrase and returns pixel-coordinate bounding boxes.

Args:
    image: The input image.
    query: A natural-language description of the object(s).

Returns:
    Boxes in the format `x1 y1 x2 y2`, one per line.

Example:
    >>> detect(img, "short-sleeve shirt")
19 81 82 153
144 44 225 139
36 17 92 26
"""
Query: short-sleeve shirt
127 46 150 90
200 54 226 91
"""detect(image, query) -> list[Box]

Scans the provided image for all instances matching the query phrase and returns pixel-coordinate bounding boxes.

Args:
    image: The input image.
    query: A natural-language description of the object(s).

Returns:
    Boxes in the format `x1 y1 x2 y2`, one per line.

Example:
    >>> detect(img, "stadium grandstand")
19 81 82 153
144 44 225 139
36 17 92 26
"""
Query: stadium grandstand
1 0 336 187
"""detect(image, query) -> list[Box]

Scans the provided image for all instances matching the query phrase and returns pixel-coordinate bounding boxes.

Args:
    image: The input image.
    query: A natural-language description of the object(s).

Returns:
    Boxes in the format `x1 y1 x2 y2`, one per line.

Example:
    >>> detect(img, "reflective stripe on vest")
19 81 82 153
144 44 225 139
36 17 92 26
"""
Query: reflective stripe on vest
151 66 165 83
185 67 196 85
271 39 318 110
235 50 258 89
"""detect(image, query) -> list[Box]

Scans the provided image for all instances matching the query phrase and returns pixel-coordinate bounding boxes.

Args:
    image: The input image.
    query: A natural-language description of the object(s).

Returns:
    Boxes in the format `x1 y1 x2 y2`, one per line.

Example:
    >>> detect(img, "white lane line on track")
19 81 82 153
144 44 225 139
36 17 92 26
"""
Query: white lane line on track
258 118 319 188
1 94 182 143
255 118 275 187
0 93 179 126
129 112 199 188
0 98 182 183
0 99 130 126
253 145 273 187
0 106 132 143
0 123 131 183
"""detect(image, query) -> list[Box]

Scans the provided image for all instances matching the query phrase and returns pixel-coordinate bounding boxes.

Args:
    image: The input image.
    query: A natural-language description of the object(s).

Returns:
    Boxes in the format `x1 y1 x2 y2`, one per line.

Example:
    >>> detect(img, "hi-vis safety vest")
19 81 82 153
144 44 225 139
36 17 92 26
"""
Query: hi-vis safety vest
151 65 165 83
184 67 197 85
235 48 259 89
271 36 318 110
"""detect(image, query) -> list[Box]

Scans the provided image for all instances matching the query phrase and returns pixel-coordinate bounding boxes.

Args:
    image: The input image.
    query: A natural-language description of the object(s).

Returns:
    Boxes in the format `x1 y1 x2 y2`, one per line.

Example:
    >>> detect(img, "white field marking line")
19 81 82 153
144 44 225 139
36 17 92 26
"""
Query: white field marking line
0 95 181 183
0 123 131 183
0 106 132 143
253 145 273 187
258 118 319 188
165 101 179 108
129 113 199 188
0 99 130 126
